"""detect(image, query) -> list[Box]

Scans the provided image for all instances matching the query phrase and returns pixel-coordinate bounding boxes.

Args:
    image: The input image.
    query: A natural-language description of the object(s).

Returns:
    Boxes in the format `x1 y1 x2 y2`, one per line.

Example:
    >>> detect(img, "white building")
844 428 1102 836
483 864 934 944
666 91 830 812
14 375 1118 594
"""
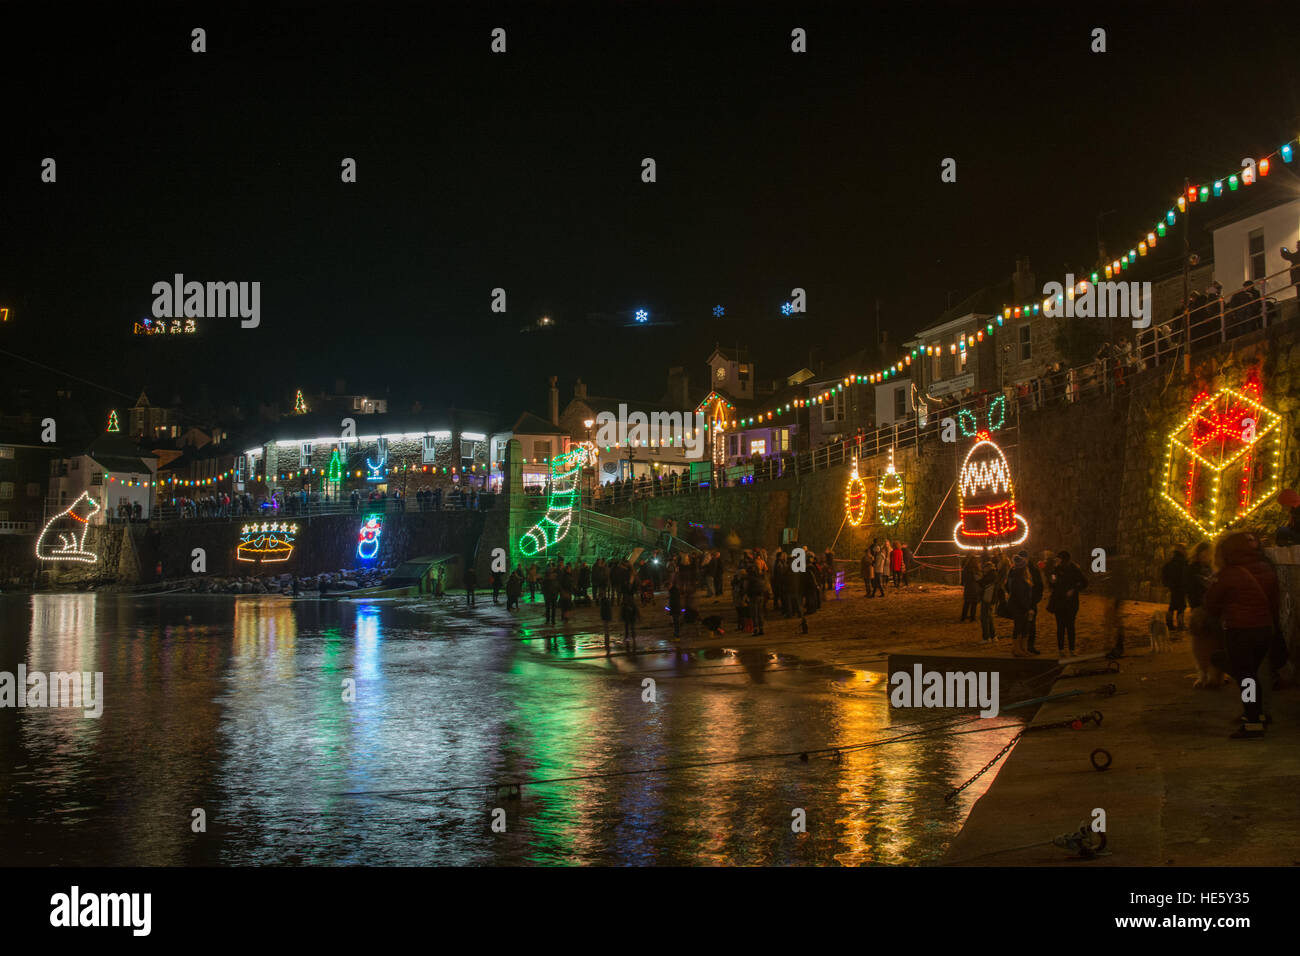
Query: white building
48 434 158 522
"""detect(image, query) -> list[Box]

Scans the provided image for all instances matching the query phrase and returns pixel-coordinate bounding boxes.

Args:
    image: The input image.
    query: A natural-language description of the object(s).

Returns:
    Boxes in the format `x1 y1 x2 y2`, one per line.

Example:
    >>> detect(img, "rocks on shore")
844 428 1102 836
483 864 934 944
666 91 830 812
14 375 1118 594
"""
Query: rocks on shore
172 566 394 595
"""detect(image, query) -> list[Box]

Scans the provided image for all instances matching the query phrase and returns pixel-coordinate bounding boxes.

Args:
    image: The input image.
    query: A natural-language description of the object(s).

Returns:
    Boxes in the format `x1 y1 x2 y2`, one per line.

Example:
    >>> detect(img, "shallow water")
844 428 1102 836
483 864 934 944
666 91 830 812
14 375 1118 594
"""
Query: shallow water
0 593 1019 865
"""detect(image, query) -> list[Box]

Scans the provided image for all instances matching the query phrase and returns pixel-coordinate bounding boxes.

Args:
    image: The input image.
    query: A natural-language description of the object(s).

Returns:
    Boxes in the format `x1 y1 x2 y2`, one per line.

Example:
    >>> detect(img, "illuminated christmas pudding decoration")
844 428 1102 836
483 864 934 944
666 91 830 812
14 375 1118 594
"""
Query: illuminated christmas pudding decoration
953 396 1029 550
357 514 383 560
519 445 589 556
237 522 299 563
845 457 868 526
35 492 102 563
1160 379 1282 537
877 446 904 526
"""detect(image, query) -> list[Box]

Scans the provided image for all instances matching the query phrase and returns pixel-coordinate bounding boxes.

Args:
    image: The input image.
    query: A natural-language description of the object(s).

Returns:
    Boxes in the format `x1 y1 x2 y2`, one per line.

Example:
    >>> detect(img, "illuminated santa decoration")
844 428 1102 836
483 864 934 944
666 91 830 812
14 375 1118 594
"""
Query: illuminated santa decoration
845 457 867 526
953 396 1029 550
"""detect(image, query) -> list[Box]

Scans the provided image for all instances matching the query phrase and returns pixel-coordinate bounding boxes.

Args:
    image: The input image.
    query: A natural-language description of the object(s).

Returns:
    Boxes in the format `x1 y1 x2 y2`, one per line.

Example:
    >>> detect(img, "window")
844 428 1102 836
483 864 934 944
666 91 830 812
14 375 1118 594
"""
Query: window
26 483 39 498
822 390 845 422
750 439 766 457
532 440 550 461
70 458 80 471
375 437 388 461
0 482 12 500
1248 229 1266 281
299 443 312 467
91 472 103 486
728 434 741 457
1018 324 1031 361
959 346 968 371
715 366 726 382
422 435 438 463
779 428 790 452
894 387 908 420
0 446 12 459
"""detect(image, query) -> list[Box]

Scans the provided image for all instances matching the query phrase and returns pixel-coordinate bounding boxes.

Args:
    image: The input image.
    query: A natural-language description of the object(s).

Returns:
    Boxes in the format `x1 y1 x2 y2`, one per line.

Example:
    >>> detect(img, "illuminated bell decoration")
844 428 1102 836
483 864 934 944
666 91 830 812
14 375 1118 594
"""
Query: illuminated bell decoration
845 457 868 527
877 447 904 527
237 522 298 563
357 514 383 560
953 398 1028 551
1160 382 1283 537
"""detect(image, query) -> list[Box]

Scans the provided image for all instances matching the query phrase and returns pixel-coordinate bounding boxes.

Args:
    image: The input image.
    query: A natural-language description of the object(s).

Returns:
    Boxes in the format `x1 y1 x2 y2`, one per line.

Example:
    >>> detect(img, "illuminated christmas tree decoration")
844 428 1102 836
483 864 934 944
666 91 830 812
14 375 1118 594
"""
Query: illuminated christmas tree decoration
35 492 101 563
237 522 298 563
327 449 343 484
294 390 309 414
106 410 120 432
845 457 868 526
519 446 588 556
357 514 384 560
877 447 904 527
1160 382 1283 537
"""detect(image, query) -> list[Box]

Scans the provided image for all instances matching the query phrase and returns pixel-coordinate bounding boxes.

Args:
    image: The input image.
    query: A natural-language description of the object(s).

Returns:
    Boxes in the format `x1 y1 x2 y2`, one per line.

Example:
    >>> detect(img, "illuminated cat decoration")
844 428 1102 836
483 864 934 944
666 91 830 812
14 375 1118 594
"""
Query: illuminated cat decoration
35 492 102 563
953 396 1029 550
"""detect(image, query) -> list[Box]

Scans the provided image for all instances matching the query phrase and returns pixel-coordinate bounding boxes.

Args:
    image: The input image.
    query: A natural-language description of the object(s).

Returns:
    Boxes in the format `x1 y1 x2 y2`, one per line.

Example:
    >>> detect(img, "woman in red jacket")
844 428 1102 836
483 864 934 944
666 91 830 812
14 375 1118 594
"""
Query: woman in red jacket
1204 532 1279 738
890 541 905 589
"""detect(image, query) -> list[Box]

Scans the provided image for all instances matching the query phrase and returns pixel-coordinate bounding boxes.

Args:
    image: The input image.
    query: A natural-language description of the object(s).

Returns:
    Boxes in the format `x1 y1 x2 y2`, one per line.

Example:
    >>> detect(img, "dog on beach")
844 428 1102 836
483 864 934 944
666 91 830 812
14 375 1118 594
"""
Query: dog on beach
1148 613 1170 653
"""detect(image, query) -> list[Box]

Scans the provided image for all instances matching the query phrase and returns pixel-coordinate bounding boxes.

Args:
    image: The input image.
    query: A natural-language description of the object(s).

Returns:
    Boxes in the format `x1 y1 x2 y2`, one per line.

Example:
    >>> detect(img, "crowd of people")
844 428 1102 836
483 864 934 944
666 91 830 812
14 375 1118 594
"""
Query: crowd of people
956 548 1089 657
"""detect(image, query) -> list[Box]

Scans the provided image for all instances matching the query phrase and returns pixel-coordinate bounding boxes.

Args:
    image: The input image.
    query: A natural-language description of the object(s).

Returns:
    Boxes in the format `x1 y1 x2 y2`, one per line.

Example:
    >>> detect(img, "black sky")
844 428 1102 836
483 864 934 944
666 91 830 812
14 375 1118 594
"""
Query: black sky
2 1 1298 424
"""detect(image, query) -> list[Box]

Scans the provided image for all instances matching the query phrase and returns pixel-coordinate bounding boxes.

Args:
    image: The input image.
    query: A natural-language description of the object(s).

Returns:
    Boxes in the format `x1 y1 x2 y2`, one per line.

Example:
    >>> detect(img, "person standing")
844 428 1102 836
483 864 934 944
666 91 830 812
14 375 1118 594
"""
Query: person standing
620 582 640 651
600 588 614 655
541 564 559 625
977 559 998 643
464 565 478 607
890 540 905 589
526 564 538 602
712 550 724 599
873 544 888 597
491 567 504 605
959 555 979 622
668 578 683 640
747 563 765 637
592 558 609 602
1021 549 1044 654
1184 540 1212 643
1008 554 1035 656
505 569 522 610
1204 532 1280 738
861 549 874 599
1047 550 1088 656
1162 545 1188 630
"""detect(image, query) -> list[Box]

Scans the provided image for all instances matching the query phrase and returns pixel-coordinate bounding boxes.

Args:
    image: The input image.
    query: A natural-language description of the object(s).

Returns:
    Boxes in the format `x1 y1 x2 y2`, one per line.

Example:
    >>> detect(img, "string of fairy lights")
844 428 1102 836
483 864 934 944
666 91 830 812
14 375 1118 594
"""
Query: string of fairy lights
706 133 1300 434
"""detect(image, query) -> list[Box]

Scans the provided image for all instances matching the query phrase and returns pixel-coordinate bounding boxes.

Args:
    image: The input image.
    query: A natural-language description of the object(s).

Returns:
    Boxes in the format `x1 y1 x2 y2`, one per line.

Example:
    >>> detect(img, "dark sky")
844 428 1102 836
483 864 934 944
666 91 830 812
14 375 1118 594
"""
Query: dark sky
2 1 1298 424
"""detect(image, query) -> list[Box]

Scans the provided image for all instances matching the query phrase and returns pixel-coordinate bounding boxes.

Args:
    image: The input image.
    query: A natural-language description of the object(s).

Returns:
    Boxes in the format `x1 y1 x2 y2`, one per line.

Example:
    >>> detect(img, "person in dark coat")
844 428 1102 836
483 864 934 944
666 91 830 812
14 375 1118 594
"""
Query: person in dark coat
1007 555 1035 656
861 551 875 599
668 579 683 639
746 565 766 636
541 566 559 625
959 555 979 621
1204 531 1281 737
1047 550 1088 656
620 583 640 651
592 558 609 601
712 551 724 598
600 589 614 654
491 568 504 605
505 569 523 611
976 560 997 643
1162 546 1188 630
464 565 478 607
1021 549 1044 654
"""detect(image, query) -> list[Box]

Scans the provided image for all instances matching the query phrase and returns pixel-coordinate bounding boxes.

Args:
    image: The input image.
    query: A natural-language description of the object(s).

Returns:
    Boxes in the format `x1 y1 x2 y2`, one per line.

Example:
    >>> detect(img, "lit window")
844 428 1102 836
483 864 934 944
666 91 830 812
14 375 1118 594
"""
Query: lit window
422 436 438 463
750 439 766 456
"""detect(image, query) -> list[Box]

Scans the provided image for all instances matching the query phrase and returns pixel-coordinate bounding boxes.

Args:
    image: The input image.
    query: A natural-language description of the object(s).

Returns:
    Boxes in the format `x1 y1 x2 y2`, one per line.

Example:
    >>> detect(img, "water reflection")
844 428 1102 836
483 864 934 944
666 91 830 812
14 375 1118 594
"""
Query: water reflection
0 593 1016 865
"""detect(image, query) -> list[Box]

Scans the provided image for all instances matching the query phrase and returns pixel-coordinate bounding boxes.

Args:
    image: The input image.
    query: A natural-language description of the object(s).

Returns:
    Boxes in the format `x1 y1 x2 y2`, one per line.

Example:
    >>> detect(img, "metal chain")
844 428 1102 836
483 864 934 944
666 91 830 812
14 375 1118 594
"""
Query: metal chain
943 711 1103 803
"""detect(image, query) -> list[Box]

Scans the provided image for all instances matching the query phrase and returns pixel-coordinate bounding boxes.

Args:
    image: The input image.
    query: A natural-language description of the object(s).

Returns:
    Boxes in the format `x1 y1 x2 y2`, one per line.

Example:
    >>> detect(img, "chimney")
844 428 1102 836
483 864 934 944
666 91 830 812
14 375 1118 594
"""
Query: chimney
574 378 588 401
548 376 559 425
1012 257 1036 303
666 367 689 409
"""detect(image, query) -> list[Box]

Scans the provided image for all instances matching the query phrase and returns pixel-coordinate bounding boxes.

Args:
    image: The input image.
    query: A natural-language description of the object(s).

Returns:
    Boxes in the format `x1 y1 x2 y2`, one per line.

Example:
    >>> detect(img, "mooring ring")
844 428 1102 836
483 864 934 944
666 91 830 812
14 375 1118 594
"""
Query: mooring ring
1090 747 1112 771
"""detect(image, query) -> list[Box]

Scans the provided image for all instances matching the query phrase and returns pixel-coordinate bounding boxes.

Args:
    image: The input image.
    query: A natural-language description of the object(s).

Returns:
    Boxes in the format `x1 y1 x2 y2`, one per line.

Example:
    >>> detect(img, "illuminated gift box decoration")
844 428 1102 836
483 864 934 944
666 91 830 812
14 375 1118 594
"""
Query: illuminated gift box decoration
953 396 1029 550
237 522 299 563
1160 382 1282 536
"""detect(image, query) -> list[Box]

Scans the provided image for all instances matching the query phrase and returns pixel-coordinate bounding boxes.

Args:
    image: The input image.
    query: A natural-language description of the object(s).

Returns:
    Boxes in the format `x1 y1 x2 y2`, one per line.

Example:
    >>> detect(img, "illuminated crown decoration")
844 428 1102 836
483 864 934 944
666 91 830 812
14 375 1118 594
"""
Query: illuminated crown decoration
953 396 1028 550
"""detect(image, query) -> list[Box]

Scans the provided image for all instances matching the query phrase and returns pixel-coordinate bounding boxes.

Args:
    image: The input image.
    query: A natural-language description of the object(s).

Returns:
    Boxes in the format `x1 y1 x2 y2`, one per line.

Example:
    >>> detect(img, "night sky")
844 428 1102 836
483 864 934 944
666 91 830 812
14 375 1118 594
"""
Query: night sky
2 1 1298 424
